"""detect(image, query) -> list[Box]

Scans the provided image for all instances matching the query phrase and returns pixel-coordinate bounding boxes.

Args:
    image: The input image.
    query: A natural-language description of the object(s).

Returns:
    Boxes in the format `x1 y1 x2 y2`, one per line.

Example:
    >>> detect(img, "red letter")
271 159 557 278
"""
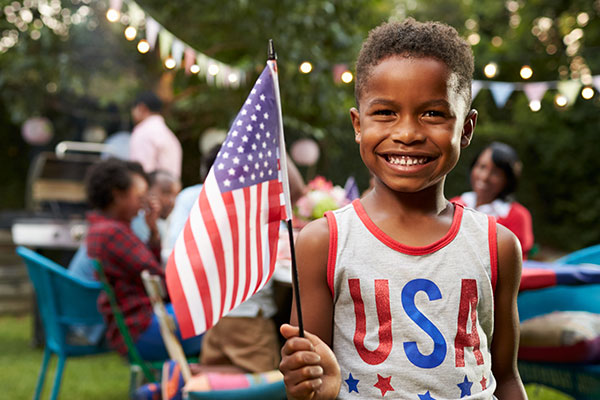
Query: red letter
455 279 484 367
348 279 393 365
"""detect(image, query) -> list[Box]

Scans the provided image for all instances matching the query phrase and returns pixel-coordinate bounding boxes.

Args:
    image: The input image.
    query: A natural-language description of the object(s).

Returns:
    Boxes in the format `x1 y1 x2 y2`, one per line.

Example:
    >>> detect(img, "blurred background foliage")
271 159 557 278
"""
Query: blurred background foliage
0 0 599 252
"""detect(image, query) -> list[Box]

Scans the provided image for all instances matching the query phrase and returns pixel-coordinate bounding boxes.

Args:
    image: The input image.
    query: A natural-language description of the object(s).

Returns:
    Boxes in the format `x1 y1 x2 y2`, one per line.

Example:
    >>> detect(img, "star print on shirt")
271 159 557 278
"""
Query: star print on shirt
457 375 473 397
345 373 359 393
374 374 394 397
480 375 487 390
418 391 436 400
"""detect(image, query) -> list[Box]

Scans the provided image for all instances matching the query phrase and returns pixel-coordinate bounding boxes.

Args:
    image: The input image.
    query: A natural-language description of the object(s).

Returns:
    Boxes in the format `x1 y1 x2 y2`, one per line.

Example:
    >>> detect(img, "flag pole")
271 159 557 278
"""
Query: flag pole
268 39 304 338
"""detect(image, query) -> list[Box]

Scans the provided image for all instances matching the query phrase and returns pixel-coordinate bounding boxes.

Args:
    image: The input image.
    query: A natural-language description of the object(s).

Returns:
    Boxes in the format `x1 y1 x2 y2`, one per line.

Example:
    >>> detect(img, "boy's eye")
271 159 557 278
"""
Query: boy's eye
423 110 445 118
373 109 394 116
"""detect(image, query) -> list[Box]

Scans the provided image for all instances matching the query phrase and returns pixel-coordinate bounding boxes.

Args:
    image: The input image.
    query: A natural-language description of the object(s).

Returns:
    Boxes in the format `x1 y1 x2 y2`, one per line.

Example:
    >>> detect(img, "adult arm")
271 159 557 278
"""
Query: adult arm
279 217 341 400
129 130 157 173
491 224 527 399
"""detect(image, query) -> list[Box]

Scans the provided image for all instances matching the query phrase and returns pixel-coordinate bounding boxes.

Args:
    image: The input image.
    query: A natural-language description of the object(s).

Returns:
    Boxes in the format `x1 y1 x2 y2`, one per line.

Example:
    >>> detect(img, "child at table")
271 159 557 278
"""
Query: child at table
279 19 526 399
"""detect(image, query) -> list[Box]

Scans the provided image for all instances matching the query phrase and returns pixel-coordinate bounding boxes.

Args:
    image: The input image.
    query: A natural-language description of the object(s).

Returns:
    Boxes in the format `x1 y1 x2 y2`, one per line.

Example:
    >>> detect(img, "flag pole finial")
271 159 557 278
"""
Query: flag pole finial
268 39 277 61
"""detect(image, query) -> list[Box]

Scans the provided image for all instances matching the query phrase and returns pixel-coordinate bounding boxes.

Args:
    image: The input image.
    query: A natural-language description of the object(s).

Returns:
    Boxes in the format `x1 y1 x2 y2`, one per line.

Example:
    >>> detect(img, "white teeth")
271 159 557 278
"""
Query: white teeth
387 155 428 166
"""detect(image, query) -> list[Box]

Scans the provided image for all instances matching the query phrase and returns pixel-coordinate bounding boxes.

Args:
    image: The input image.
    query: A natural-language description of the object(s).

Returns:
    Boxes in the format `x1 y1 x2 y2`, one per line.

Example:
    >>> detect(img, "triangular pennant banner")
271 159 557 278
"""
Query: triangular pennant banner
523 82 549 103
109 0 123 12
593 75 600 92
145 17 160 49
127 2 145 27
557 80 582 105
489 82 514 108
472 81 484 102
184 48 196 74
171 39 185 67
158 30 174 60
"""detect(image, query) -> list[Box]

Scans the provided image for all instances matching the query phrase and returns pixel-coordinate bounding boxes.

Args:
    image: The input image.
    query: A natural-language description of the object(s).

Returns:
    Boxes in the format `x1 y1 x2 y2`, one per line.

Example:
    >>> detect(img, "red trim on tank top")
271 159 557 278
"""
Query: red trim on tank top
488 216 498 293
351 199 464 256
324 211 337 299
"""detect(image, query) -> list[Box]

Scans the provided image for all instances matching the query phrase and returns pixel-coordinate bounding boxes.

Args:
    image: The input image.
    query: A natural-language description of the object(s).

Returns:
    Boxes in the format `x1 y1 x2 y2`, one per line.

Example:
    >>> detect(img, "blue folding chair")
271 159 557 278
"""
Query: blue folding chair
16 246 108 400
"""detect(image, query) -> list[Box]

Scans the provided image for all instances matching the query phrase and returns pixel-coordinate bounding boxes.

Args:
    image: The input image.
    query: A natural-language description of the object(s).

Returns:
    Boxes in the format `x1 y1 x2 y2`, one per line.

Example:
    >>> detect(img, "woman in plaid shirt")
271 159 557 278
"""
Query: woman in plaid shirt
85 158 202 360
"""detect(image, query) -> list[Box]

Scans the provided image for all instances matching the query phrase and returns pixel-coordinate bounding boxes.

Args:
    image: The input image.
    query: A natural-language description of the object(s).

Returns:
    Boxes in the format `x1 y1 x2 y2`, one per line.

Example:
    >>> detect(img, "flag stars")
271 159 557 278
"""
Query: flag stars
237 146 244 154
232 130 238 137
245 98 252 105
255 104 262 111
217 163 225 170
266 131 271 138
262 142 267 149
267 150 272 157
236 120 243 126
258 152 263 159
223 179 231 187
259 123 264 130
251 88 257 94
227 141 233 148
255 133 261 140
247 154 253 161
260 94 265 101
228 168 235 176
246 125 253 132
243 165 249 172
252 143 257 151
268 168 273 175
263 112 269 119
242 135 249 143
260 171 264 178
257 78 262 84
239 176 245 183
241 109 247 116
263 161 268 167
251 173 256 180
251 114 257 121
233 157 240 165
222 152 229 159
255 162 260 170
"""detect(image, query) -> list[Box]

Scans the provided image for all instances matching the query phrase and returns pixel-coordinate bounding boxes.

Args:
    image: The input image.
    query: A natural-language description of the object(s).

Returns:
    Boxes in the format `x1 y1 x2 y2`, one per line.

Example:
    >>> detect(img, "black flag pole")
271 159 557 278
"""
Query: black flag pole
268 39 305 338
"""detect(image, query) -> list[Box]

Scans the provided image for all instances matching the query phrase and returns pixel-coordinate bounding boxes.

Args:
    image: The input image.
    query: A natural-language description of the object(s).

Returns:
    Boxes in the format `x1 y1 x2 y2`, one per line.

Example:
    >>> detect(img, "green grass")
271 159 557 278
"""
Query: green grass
0 315 129 399
0 314 574 399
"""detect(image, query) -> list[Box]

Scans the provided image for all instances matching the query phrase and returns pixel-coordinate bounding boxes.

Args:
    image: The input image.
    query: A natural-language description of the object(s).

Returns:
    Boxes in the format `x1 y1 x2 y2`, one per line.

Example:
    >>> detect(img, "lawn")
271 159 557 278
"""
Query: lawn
0 314 573 399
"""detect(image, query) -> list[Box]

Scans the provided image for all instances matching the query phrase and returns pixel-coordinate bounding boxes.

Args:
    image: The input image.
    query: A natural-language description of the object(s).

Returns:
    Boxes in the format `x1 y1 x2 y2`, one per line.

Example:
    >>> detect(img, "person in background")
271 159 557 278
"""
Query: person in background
84 158 201 360
452 142 534 259
129 91 182 180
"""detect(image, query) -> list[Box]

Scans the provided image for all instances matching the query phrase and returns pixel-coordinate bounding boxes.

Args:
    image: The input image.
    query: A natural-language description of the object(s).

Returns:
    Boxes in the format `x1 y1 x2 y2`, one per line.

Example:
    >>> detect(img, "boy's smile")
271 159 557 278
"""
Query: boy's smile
351 56 475 195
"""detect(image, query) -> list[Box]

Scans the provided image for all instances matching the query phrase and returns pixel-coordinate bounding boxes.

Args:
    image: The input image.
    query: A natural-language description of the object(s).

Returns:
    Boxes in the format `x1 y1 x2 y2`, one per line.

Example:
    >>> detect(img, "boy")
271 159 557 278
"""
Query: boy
279 19 526 399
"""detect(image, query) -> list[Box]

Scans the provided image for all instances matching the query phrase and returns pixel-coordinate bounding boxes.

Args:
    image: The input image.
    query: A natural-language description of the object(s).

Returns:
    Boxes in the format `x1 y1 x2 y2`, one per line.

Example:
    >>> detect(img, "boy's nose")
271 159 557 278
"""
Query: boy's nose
390 125 425 144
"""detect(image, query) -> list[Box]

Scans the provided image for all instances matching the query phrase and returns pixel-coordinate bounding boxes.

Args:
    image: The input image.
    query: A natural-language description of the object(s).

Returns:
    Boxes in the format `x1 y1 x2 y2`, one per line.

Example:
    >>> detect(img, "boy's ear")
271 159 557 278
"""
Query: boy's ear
461 109 478 148
350 107 361 143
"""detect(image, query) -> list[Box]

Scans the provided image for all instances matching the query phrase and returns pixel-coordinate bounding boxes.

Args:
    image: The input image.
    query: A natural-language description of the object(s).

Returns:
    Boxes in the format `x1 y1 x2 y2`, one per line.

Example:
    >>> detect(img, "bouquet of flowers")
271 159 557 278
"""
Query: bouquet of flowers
293 176 351 227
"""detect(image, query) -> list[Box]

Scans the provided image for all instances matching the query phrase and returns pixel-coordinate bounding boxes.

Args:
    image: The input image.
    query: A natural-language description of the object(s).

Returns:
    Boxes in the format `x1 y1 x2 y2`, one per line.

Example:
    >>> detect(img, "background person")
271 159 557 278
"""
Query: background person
129 91 183 179
84 158 201 361
452 141 534 259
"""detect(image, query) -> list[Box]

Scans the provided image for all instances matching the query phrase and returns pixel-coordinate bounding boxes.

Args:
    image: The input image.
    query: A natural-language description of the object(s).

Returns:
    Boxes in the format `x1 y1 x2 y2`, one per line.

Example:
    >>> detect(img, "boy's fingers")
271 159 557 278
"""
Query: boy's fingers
280 349 321 371
281 336 316 356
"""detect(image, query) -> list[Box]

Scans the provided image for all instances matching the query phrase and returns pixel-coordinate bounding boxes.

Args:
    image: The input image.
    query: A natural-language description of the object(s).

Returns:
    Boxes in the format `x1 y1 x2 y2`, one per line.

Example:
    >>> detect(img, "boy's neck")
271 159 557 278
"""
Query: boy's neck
366 182 449 217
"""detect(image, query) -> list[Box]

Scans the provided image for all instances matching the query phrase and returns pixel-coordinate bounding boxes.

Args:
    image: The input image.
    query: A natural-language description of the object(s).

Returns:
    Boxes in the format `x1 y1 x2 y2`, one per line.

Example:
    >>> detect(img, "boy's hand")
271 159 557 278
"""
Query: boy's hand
144 195 161 243
279 324 341 400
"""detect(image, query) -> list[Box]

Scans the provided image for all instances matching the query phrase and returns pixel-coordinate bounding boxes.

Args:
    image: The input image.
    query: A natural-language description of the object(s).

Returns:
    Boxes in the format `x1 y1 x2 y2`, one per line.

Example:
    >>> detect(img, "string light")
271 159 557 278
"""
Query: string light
124 26 137 41
190 64 200 74
137 39 150 54
164 57 176 69
106 8 120 23
581 86 594 100
529 100 541 112
228 73 239 84
208 64 220 76
520 65 533 80
341 71 353 84
483 63 498 78
299 61 313 74
555 94 568 107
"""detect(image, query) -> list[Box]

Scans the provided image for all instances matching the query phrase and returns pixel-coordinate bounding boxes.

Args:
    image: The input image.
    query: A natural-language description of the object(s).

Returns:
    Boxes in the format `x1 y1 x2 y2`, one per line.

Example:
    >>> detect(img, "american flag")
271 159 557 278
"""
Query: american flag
166 61 290 338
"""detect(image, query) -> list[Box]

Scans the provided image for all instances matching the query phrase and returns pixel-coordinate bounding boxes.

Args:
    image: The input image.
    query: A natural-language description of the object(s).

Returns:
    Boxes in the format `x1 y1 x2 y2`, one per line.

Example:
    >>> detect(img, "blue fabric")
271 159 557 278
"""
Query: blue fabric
67 245 96 282
134 303 203 361
166 184 203 251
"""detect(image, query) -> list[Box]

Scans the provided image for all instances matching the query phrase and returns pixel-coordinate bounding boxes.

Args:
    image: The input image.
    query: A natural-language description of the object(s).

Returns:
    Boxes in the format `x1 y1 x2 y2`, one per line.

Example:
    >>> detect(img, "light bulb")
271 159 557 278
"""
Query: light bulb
581 86 594 100
164 57 176 70
190 64 200 74
484 63 497 78
299 61 312 74
137 39 150 54
106 8 119 23
124 26 137 41
529 100 541 112
341 71 353 83
520 65 533 80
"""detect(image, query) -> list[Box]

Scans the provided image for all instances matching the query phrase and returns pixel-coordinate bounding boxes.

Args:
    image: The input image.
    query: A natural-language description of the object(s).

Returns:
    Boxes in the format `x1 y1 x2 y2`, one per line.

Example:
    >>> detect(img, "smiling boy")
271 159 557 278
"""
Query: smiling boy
279 19 526 399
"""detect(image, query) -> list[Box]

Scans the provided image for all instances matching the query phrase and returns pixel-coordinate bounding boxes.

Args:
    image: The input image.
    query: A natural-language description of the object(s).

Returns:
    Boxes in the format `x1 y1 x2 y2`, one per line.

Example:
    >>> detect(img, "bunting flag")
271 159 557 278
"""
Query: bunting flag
171 38 185 67
145 16 160 49
344 176 360 201
166 61 290 338
523 82 549 103
488 81 514 108
471 80 484 102
594 76 600 92
557 80 582 105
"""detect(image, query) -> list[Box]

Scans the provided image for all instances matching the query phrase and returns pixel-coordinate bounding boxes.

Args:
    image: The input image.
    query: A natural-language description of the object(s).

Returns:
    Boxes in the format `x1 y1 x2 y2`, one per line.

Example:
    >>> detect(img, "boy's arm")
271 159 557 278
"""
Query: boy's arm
491 224 527 399
280 217 341 400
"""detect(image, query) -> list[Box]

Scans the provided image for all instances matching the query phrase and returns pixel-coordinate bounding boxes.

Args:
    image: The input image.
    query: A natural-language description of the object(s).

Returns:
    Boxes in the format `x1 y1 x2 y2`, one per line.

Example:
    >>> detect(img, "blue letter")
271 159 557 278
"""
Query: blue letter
402 279 446 368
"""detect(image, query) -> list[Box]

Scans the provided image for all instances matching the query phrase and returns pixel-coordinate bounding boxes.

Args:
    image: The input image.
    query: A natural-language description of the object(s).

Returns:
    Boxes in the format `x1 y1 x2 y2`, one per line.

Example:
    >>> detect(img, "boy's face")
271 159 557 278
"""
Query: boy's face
350 56 476 194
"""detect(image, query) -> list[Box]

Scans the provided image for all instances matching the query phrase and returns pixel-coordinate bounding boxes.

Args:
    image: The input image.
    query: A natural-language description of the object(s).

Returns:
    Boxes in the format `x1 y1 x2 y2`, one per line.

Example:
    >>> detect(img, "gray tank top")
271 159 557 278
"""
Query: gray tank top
325 200 498 399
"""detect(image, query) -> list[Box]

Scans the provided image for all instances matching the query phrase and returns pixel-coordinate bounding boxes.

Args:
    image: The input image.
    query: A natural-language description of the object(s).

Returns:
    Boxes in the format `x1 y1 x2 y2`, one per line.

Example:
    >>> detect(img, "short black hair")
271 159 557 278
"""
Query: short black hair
133 91 163 113
85 158 148 210
471 142 522 200
355 18 474 107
